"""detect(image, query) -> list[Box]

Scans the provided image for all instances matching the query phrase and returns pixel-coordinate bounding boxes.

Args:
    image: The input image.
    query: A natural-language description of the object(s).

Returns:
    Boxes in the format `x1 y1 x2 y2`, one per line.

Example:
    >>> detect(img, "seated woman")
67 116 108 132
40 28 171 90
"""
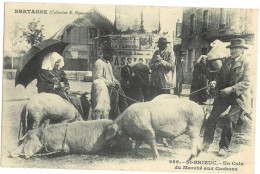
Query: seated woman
36 52 89 120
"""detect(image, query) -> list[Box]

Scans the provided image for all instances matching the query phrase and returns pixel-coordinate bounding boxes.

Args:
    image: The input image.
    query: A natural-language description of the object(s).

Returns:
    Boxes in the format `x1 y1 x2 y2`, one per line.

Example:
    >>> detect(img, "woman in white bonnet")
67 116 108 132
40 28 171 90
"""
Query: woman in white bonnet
37 52 69 94
36 52 89 119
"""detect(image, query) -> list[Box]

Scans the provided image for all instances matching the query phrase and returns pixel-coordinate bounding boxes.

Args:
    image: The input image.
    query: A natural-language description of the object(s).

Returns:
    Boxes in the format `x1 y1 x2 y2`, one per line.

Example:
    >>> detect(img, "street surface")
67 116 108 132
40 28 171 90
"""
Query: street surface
1 79 253 171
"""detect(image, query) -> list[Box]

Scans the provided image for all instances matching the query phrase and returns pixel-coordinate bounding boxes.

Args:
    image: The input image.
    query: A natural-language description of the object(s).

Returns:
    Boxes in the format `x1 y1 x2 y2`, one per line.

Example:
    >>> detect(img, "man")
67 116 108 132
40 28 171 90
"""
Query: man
93 46 128 119
175 50 186 97
202 38 252 156
120 62 151 105
132 62 151 101
149 37 176 98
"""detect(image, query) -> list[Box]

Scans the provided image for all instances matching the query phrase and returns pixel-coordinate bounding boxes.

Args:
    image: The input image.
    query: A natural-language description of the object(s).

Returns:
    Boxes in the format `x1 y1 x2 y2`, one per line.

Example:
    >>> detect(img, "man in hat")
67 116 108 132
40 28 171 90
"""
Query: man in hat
202 38 252 156
149 37 176 98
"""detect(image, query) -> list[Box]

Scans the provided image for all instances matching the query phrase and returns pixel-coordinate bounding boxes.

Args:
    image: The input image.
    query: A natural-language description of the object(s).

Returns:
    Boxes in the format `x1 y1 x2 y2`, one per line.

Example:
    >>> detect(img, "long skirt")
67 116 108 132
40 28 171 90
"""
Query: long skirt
189 74 208 104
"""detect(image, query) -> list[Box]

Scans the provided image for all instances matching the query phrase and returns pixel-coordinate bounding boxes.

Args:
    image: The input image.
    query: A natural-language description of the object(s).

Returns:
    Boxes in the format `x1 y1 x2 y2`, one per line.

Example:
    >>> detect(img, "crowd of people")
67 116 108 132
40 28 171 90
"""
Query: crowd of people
36 37 252 157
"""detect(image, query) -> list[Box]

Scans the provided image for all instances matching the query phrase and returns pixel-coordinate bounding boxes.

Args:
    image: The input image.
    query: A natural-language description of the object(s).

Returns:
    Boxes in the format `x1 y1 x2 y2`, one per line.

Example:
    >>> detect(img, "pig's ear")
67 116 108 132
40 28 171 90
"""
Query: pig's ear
23 133 43 159
105 124 118 140
18 132 30 146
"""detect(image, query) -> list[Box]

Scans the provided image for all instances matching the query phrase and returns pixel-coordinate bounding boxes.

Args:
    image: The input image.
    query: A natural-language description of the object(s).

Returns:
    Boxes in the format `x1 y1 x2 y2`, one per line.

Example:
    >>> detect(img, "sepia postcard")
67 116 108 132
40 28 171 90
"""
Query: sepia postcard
1 1 259 174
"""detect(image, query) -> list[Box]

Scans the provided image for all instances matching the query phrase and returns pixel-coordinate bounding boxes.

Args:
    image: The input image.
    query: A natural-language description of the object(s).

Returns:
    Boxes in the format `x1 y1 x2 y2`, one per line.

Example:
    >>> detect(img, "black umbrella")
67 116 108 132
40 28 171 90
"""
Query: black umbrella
15 39 70 88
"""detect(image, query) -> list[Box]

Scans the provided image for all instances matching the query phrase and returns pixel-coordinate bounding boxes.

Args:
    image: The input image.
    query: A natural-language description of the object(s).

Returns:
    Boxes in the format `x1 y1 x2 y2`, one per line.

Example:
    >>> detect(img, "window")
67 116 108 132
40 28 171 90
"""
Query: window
226 10 230 27
216 10 220 29
88 28 98 44
79 27 88 45
175 23 182 38
70 27 80 44
203 10 209 31
219 8 226 29
189 14 197 34
217 8 230 29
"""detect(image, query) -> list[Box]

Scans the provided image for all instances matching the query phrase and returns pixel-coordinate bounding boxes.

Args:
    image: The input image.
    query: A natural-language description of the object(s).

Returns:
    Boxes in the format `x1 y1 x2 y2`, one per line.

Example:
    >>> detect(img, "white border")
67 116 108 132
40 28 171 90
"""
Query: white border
1 1 259 174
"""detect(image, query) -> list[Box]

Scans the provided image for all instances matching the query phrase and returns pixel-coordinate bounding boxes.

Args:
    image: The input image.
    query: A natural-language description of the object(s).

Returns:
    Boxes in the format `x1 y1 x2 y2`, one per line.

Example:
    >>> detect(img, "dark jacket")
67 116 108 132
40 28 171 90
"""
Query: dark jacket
36 69 69 94
215 54 252 113
132 63 150 88
190 62 209 103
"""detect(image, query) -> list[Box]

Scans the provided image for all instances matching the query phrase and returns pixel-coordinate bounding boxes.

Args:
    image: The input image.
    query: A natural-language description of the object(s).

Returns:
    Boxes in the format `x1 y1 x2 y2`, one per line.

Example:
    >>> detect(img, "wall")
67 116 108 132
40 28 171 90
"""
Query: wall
60 16 115 71
181 7 257 83
181 8 210 83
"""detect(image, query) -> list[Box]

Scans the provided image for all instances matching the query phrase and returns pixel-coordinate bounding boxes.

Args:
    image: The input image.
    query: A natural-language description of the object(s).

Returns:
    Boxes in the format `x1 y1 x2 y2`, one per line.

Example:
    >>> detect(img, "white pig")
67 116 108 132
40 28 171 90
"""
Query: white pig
105 97 205 160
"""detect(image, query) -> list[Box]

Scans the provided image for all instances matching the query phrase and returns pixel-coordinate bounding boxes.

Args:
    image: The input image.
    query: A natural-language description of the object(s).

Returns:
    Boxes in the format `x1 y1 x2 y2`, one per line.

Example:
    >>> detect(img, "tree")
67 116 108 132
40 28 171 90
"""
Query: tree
22 19 45 46
10 22 27 50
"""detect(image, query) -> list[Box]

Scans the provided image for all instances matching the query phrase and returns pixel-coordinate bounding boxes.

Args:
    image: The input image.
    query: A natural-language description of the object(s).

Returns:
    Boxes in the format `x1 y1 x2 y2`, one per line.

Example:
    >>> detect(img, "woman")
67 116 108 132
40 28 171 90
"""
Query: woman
37 52 69 98
189 55 209 104
36 52 89 120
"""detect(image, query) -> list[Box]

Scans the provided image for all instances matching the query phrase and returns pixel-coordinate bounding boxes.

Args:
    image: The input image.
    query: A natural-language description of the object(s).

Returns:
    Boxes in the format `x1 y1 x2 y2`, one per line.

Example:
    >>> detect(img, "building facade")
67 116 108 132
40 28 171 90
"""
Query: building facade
181 8 257 83
52 10 116 71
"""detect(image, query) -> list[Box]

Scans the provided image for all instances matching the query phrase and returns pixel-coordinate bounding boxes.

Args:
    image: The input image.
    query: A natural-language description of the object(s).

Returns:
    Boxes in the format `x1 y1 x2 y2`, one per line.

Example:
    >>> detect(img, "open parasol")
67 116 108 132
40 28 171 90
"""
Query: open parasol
15 39 70 88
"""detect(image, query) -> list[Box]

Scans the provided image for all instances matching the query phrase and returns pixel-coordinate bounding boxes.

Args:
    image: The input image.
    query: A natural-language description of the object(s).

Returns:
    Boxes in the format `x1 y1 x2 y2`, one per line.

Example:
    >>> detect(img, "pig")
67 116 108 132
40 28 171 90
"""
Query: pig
19 93 83 138
152 94 179 101
11 120 132 159
152 94 179 147
90 79 111 120
105 97 205 160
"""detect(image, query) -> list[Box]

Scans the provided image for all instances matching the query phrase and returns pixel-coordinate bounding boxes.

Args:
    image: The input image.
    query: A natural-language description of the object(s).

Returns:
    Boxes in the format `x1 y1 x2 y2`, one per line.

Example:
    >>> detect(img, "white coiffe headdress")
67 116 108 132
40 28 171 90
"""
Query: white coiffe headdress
41 52 64 70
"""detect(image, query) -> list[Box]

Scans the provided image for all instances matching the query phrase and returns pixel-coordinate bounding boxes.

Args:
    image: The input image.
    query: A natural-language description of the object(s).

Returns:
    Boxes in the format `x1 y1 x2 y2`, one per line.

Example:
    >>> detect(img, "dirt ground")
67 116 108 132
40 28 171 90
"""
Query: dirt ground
1 79 255 172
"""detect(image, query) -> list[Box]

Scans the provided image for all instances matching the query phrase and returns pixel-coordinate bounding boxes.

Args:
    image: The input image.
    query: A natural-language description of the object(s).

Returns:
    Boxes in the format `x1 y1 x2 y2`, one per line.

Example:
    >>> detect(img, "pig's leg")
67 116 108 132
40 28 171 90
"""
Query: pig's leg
133 139 143 154
162 138 169 147
145 130 159 160
148 139 159 160
188 126 201 160
132 139 146 158
31 112 43 130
